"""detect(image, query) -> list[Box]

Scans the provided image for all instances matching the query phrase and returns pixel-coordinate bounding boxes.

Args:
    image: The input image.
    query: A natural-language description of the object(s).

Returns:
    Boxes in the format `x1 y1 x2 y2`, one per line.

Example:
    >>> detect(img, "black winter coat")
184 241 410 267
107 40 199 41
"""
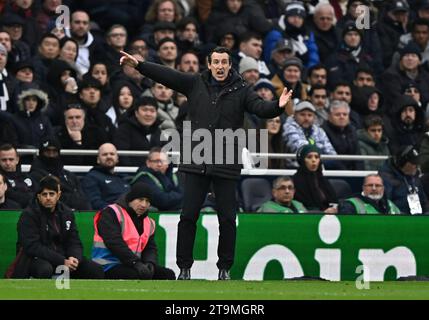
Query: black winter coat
95 197 158 267
0 168 36 208
383 95 426 155
380 64 429 110
30 157 92 210
322 121 364 170
18 199 84 266
204 0 272 43
113 113 165 167
135 61 284 179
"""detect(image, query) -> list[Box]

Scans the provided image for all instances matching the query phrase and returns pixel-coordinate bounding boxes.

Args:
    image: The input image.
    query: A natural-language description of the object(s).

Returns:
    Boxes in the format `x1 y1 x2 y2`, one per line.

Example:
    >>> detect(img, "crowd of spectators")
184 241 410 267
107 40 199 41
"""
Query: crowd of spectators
0 0 428 213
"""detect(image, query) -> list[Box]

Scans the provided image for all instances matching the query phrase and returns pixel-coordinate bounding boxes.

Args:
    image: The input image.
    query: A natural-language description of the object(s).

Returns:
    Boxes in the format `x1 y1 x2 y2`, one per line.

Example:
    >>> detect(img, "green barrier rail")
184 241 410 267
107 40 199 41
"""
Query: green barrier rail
1 211 428 281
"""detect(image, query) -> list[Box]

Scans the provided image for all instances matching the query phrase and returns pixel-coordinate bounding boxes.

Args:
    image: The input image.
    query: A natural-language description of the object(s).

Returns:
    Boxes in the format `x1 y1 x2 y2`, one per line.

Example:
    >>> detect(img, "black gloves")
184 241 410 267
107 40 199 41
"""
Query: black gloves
133 261 155 279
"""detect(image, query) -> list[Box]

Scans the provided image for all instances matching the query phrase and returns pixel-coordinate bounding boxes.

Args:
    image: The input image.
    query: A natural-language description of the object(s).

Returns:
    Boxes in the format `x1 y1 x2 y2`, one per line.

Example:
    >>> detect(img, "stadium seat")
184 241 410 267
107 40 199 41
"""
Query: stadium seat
328 179 353 200
241 178 272 212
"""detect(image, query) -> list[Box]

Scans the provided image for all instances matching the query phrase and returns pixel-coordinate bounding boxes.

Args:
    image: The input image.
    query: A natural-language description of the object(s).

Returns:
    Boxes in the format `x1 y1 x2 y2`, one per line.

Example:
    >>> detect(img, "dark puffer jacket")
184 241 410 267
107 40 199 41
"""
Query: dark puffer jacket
11 86 54 148
113 112 165 167
30 156 91 210
18 199 83 266
135 61 284 179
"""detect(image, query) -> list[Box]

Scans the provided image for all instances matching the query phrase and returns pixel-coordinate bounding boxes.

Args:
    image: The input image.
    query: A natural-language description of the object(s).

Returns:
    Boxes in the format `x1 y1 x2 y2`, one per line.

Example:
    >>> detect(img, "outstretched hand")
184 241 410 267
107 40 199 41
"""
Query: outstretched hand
119 50 139 68
278 87 293 109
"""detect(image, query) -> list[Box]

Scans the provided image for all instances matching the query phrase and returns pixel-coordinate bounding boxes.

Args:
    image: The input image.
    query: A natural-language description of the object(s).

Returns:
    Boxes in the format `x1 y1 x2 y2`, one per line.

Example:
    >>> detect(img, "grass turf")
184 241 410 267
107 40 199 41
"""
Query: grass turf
0 280 429 300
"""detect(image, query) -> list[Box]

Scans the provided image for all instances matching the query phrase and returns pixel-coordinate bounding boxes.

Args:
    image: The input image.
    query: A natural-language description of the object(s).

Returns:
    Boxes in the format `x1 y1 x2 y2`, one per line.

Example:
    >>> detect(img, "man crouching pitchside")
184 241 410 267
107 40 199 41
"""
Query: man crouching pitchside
120 47 292 280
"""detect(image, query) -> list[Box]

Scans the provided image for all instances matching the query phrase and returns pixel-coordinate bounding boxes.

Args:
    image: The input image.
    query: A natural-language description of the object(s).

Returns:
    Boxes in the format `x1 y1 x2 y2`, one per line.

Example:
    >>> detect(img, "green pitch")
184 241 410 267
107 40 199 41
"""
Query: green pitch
0 280 429 300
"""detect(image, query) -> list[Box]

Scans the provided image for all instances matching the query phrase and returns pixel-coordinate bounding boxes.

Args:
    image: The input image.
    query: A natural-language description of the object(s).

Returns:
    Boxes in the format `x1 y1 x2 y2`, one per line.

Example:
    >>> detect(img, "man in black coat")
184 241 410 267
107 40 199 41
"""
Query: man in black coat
120 46 292 280
383 95 426 155
322 100 364 170
92 183 175 280
380 41 429 108
0 172 20 209
30 138 92 210
14 175 104 279
0 144 36 208
113 96 166 167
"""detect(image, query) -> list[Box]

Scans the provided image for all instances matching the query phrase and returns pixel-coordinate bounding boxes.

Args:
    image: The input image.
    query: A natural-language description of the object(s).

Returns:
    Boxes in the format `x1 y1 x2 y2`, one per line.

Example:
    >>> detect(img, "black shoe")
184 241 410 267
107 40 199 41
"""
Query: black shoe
218 269 231 280
177 268 191 280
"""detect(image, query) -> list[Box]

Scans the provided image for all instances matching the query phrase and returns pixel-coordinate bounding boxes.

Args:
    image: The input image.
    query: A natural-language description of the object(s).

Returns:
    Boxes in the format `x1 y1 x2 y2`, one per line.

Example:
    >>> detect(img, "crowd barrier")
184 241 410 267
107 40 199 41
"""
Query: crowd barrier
1 211 428 281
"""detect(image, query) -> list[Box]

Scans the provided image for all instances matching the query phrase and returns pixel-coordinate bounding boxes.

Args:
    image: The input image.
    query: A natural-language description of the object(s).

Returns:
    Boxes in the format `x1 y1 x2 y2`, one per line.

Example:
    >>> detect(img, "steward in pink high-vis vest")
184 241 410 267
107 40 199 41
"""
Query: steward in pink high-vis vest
91 183 175 280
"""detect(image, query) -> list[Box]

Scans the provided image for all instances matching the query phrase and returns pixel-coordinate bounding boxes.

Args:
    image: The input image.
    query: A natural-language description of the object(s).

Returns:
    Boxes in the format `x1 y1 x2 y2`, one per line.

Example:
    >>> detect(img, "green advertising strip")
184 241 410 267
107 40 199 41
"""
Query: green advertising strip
0 211 428 281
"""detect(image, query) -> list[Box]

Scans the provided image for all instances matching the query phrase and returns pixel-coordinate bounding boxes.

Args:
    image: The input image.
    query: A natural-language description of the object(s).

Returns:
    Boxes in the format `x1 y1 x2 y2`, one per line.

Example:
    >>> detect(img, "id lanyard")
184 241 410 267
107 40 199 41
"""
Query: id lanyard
404 177 422 215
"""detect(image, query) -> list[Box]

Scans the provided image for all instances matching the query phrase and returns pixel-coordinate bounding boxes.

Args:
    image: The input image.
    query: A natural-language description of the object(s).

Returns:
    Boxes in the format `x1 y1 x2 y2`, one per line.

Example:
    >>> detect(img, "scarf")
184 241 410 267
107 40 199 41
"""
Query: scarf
0 70 9 111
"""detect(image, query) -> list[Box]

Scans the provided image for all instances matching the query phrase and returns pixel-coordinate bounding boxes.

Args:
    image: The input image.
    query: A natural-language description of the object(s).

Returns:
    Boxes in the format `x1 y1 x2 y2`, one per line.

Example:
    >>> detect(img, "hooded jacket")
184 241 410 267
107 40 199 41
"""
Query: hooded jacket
264 14 319 67
11 86 54 148
113 110 165 167
383 95 426 154
30 156 91 210
43 60 78 126
350 85 384 118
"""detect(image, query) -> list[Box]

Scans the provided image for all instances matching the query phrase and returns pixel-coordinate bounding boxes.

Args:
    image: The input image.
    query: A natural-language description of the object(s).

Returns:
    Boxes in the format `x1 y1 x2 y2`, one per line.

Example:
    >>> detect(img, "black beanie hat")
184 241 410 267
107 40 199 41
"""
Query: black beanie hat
39 138 61 154
395 145 420 168
38 175 60 193
296 144 321 166
400 42 422 60
126 183 153 203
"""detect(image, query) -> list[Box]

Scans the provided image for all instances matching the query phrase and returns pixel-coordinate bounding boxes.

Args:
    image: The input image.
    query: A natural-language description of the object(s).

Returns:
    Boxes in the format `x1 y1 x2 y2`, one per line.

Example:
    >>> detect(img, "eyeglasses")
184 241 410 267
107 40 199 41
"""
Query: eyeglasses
364 184 384 189
149 159 168 164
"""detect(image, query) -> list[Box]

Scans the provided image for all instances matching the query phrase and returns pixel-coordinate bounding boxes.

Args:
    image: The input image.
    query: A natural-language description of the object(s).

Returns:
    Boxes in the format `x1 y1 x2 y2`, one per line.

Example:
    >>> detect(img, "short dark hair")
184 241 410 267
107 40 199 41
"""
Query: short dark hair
363 114 384 129
37 175 61 194
207 46 232 65
354 66 375 79
238 31 262 44
308 84 327 96
412 18 429 31
308 64 327 77
39 32 60 45
0 143 17 153
148 146 164 159
134 96 158 110
333 81 352 91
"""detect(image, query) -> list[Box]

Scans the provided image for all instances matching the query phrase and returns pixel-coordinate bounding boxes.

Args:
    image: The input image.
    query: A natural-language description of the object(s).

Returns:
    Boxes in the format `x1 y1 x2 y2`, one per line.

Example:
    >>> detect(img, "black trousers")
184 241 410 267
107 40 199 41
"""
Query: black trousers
176 173 238 270
29 257 104 279
105 264 176 280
